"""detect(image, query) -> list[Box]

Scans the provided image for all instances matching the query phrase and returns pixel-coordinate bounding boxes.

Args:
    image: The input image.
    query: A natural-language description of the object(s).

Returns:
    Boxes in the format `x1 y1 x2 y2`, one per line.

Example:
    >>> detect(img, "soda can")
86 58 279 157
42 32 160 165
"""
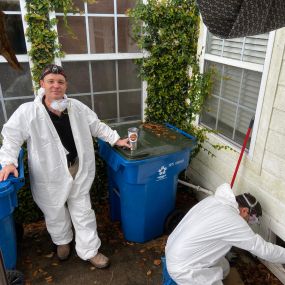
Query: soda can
128 127 139 150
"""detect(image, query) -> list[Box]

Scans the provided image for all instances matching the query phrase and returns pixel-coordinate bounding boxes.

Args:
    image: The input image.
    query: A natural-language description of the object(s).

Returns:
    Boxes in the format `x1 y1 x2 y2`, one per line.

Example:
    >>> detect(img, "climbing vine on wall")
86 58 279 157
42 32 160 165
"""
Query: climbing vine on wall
129 0 218 157
25 0 78 89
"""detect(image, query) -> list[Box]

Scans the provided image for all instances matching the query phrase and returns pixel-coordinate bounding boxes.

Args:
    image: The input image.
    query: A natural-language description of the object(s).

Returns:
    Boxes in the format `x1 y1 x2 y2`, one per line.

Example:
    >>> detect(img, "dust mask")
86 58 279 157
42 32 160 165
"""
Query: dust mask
248 214 259 225
50 99 69 112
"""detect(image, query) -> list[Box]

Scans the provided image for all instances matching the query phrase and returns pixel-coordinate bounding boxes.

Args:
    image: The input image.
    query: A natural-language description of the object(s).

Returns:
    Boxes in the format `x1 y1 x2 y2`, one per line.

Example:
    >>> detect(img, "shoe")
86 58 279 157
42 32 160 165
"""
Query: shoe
57 244 70 261
89 253 110 269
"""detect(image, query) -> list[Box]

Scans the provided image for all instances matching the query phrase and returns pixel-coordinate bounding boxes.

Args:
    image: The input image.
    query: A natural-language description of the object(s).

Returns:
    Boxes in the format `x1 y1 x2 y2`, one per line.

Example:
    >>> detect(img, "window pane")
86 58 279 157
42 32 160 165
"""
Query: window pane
243 34 268 64
221 66 242 104
217 100 236 139
117 0 136 14
200 96 218 130
222 38 243 60
94 93 117 120
201 63 261 145
57 16 87 54
118 17 139 53
0 0 20 11
0 63 33 98
5 98 33 119
62 62 90 94
239 70 261 110
206 33 223 56
235 108 254 146
91 61 116 92
70 95 92 109
87 0 114 14
119 91 141 120
206 32 269 64
118 60 140 90
68 0 84 11
205 62 222 96
0 102 5 128
4 14 27 54
89 17 115 53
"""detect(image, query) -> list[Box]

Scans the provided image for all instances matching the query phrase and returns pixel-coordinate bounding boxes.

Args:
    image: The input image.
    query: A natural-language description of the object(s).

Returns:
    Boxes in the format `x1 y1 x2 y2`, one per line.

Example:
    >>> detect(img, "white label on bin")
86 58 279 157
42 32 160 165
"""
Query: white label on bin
175 159 184 165
157 166 167 181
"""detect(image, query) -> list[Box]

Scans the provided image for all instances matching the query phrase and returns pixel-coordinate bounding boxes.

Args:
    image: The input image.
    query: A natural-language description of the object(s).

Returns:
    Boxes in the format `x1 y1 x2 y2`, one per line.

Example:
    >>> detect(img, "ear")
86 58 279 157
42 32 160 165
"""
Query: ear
40 80 44 88
239 207 249 219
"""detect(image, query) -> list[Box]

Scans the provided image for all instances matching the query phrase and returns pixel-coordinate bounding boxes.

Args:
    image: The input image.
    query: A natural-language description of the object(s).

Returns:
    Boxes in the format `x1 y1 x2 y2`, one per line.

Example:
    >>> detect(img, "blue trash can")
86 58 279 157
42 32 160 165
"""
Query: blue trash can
98 123 196 243
161 257 177 285
0 149 25 270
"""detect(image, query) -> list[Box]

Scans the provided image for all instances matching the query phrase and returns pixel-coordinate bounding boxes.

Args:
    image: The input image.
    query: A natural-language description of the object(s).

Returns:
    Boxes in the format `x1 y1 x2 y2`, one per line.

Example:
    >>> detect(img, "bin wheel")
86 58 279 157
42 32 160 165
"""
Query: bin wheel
164 209 187 235
6 270 24 285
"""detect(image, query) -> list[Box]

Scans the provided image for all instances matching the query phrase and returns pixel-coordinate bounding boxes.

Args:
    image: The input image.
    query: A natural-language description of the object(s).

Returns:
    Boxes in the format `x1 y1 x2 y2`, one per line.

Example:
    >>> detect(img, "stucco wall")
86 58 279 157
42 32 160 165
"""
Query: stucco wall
187 27 285 241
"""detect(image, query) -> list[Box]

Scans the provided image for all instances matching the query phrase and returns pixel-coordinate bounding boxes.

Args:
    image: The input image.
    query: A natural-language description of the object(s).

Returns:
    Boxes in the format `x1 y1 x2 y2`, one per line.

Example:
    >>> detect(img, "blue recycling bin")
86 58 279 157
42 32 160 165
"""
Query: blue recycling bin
161 257 177 285
0 149 25 269
98 123 196 243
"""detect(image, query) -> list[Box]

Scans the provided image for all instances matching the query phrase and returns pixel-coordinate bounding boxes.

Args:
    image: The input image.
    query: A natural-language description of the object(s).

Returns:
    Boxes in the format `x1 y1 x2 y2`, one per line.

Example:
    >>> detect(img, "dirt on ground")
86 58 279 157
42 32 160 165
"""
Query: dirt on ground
16 187 283 285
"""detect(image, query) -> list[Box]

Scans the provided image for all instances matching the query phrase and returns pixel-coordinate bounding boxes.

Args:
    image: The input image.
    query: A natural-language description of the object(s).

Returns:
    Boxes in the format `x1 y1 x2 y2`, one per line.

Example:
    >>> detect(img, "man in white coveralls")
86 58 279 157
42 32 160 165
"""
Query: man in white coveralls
0 64 130 269
165 183 285 285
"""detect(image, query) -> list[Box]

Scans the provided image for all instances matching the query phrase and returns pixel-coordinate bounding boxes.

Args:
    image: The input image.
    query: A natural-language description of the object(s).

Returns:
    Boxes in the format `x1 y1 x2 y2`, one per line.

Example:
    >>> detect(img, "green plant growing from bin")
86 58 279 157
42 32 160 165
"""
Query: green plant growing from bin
129 0 229 157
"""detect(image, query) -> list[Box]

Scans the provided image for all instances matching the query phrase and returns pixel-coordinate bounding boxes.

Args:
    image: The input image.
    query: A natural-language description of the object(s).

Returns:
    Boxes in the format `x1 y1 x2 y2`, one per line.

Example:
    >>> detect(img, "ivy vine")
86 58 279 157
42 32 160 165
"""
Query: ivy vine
129 0 224 157
25 0 78 89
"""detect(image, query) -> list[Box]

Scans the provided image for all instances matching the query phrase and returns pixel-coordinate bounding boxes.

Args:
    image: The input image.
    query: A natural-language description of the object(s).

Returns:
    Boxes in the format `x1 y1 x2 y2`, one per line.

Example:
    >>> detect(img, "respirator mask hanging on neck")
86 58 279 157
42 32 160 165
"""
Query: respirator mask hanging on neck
50 98 69 112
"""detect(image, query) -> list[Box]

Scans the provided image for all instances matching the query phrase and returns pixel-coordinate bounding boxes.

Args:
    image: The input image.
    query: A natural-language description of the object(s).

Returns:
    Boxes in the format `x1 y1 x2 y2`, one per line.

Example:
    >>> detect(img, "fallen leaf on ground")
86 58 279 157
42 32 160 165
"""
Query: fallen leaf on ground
32 270 38 277
153 259 161 266
44 252 54 258
45 276 53 283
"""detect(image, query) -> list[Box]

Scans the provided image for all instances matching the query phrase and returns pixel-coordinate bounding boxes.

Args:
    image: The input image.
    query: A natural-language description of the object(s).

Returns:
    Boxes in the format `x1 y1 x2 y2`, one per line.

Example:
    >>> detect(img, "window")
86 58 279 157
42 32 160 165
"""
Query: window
56 0 142 123
0 0 33 128
200 30 272 148
0 0 142 130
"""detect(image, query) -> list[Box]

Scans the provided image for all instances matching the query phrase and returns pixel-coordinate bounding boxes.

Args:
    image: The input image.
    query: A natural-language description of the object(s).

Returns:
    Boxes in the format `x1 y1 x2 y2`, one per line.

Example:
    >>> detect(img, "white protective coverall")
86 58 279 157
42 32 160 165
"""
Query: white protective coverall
165 183 285 285
0 92 120 260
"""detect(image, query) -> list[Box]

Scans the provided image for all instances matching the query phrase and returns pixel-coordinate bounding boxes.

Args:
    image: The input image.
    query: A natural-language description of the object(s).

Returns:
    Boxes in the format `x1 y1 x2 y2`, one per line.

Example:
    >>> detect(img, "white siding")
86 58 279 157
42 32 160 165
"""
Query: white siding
189 27 285 245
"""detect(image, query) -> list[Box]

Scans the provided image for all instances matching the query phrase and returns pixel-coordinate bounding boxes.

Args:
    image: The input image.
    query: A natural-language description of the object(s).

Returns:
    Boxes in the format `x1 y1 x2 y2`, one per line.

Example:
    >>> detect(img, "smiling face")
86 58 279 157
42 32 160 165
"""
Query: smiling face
40 73 67 105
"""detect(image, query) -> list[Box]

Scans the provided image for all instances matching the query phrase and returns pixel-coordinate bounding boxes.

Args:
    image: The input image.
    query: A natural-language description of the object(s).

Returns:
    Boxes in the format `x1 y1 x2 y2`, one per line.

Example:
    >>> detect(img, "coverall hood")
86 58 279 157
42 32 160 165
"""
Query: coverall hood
215 183 239 213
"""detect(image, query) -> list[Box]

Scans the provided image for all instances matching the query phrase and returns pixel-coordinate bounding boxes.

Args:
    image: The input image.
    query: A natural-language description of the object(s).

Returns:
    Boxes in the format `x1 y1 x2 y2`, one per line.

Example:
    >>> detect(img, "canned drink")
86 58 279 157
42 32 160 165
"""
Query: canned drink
128 127 139 150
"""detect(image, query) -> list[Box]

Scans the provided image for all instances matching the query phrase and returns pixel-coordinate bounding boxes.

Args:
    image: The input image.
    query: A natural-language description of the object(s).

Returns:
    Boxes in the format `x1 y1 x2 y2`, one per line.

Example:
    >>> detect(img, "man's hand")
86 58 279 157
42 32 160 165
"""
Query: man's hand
115 138 131 149
0 164 18 182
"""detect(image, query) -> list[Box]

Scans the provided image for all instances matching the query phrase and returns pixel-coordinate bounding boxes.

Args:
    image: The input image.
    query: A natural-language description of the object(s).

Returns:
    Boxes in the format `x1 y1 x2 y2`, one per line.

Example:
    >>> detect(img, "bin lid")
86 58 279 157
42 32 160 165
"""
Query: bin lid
111 122 196 160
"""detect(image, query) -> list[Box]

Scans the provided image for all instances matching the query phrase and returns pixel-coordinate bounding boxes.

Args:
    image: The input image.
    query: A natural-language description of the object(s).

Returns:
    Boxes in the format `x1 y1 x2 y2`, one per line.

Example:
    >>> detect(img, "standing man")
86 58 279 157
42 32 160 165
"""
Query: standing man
0 64 130 269
165 183 285 285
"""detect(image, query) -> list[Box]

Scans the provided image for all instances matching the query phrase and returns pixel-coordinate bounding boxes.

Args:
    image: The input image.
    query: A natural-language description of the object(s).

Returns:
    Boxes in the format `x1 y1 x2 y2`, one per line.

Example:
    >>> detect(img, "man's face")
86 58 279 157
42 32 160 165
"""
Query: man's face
40 73 67 102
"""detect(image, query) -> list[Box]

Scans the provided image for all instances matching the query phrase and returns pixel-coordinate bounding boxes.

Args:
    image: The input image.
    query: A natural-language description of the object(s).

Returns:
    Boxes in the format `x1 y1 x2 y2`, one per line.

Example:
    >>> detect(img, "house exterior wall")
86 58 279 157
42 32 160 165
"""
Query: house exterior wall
188 28 285 242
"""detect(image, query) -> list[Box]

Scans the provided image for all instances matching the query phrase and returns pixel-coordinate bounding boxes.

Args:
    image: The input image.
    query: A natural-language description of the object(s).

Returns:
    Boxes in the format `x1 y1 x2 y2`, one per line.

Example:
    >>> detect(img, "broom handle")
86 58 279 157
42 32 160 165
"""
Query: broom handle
230 118 254 189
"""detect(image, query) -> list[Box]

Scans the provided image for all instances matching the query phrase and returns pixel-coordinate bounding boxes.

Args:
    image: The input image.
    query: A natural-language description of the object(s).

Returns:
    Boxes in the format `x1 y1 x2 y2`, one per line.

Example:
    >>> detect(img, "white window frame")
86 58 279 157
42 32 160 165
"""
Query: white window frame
0 0 144 124
199 25 276 158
